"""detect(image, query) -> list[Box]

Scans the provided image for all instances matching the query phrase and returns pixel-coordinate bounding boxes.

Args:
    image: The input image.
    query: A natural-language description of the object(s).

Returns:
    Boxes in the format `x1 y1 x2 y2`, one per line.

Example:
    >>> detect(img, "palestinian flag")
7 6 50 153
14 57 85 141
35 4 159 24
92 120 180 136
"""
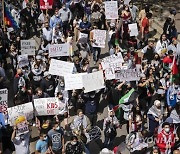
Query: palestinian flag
170 56 179 83
4 2 19 30
113 88 139 112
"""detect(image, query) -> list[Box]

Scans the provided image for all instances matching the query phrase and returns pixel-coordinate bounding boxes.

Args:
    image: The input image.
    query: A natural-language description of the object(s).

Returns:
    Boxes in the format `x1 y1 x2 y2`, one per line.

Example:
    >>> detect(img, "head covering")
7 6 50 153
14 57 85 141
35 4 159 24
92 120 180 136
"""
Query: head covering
154 100 161 107
43 71 49 77
165 117 173 124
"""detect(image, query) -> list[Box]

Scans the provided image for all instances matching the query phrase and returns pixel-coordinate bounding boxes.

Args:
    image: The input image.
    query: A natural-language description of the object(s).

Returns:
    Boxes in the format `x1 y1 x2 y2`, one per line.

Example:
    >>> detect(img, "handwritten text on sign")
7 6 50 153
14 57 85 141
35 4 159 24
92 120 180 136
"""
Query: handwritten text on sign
115 69 141 81
0 89 8 114
34 97 61 116
48 59 74 76
7 102 34 126
92 30 106 48
105 1 118 19
49 43 69 57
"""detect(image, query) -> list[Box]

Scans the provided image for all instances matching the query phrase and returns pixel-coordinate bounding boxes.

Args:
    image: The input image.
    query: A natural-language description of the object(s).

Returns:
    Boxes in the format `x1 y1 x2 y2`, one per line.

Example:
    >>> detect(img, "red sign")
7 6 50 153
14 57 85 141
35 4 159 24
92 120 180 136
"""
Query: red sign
40 0 53 10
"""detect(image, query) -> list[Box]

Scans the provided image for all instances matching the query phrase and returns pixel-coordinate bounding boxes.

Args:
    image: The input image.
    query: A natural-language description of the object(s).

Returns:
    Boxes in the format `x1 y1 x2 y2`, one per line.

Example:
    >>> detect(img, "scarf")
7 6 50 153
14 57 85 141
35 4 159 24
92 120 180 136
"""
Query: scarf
73 115 87 130
147 105 162 119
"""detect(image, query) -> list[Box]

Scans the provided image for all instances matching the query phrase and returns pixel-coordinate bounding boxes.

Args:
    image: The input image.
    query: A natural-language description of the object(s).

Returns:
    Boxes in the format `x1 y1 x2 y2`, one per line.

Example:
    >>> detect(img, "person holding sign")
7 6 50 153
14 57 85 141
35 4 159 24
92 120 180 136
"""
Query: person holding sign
11 117 31 154
54 92 69 135
90 26 101 65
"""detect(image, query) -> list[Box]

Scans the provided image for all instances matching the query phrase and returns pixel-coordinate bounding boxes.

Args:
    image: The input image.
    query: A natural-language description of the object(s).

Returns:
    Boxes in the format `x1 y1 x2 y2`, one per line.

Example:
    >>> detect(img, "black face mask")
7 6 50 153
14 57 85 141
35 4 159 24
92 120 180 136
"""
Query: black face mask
59 97 63 100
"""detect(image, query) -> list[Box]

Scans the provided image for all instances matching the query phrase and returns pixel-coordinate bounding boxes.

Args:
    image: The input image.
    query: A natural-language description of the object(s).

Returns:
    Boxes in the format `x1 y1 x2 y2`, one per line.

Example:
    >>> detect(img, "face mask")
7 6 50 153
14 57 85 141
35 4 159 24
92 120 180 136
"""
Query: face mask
34 68 39 72
165 128 170 133
43 136 48 141
60 83 64 87
90 95 95 98
56 126 60 131
71 141 77 145
63 7 66 10
59 97 63 100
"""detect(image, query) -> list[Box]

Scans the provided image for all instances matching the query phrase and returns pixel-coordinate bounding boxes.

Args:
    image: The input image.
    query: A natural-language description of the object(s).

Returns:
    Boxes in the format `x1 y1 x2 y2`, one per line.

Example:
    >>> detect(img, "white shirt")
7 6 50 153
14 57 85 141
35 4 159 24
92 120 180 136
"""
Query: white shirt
42 28 53 41
57 98 68 115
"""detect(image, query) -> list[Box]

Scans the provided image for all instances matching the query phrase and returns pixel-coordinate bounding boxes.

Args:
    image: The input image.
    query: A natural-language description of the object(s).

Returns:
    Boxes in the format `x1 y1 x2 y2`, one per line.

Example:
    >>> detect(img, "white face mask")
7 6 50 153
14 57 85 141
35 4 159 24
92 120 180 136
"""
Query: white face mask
165 128 170 133
71 141 77 145
56 126 60 131
43 136 48 141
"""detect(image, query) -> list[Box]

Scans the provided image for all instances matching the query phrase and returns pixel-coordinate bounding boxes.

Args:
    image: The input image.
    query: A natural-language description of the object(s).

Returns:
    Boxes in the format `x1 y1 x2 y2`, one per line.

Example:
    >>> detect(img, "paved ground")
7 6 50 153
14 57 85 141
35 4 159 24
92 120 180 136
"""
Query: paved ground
10 1 180 154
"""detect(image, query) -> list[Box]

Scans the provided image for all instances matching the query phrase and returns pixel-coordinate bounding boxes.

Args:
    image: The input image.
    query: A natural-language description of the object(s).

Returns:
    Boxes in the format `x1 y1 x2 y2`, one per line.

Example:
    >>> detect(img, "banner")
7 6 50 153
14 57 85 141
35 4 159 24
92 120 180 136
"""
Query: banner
82 71 105 93
64 73 86 90
7 102 34 126
34 97 60 116
128 23 138 36
40 0 53 10
105 1 118 19
0 89 8 114
101 52 124 70
115 69 141 81
48 59 74 76
17 55 29 68
49 43 69 57
92 30 106 48
21 40 36 55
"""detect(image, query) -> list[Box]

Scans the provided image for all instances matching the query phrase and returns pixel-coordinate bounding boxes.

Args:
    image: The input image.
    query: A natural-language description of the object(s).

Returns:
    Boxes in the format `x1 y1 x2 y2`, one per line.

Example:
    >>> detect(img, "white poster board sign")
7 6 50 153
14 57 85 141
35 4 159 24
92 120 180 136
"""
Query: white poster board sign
0 89 8 114
92 30 106 48
34 97 60 116
21 40 36 55
16 121 29 136
7 102 34 126
18 54 29 68
105 1 118 19
101 52 124 70
82 71 105 93
64 73 86 90
48 59 74 76
105 66 122 80
78 32 88 43
115 69 141 81
49 43 69 57
128 23 138 36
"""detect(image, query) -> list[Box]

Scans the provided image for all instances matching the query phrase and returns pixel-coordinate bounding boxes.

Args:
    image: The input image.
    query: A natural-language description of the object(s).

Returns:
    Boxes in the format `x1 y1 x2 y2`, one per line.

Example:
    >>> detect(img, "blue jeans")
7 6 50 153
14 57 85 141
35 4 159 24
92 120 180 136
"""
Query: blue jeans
92 47 101 62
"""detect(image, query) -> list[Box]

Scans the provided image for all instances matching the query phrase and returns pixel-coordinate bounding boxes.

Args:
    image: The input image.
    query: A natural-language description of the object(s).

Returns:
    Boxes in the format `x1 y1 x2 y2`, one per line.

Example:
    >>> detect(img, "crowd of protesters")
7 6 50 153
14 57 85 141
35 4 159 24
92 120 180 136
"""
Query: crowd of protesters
0 0 179 154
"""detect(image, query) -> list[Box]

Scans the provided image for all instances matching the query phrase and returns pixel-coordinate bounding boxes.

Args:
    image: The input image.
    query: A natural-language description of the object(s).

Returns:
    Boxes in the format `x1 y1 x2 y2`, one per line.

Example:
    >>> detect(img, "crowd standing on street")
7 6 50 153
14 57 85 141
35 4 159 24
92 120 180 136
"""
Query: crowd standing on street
0 0 179 154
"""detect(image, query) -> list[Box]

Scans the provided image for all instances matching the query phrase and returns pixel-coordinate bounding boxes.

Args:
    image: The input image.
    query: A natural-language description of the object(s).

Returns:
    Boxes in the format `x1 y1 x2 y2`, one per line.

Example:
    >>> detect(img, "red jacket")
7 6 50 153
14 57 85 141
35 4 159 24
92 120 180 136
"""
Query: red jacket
156 130 175 153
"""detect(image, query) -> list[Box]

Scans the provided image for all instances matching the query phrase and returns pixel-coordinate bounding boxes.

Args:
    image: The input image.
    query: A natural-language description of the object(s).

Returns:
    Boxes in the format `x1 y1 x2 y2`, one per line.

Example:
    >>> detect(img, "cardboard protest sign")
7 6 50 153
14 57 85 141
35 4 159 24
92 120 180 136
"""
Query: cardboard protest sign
34 97 61 116
0 89 8 114
105 1 118 19
82 71 105 93
21 40 36 55
49 43 69 57
115 69 141 81
16 120 29 136
48 59 74 76
128 23 138 36
17 55 29 68
92 30 106 48
64 73 86 90
40 0 53 10
101 52 124 70
7 102 34 126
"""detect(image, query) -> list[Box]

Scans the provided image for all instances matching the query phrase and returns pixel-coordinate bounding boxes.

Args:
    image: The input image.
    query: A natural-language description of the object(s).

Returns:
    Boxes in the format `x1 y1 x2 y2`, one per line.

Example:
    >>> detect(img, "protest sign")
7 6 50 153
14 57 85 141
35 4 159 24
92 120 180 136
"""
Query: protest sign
105 1 118 19
78 32 88 43
115 69 141 81
49 43 69 57
16 120 29 136
82 71 105 93
64 73 86 90
40 0 53 10
92 30 106 48
101 52 124 70
48 59 74 76
34 97 61 116
21 40 36 55
18 54 29 68
0 89 8 114
128 23 138 36
7 102 34 126
105 66 122 80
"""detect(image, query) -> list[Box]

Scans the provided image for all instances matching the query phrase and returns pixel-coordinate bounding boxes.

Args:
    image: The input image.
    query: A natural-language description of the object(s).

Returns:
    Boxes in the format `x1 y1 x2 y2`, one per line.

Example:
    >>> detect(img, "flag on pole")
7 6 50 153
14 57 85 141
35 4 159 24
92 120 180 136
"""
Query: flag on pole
113 88 139 114
4 2 19 30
